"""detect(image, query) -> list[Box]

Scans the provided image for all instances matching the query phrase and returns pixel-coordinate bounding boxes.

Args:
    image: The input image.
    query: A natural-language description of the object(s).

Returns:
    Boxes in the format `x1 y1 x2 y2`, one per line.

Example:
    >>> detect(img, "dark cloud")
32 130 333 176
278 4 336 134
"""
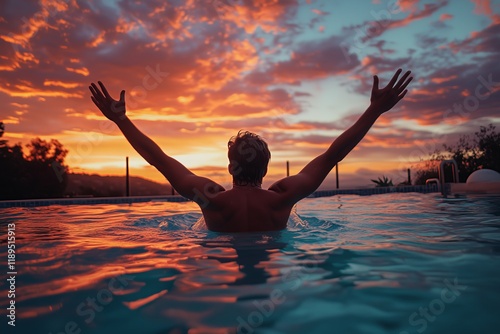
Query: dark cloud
268 34 361 83
343 0 449 44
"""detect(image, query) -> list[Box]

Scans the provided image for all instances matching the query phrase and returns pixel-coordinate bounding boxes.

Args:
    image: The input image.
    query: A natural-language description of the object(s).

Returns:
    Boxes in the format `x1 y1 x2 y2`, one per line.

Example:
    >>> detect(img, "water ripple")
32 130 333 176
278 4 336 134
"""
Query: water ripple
1 194 499 333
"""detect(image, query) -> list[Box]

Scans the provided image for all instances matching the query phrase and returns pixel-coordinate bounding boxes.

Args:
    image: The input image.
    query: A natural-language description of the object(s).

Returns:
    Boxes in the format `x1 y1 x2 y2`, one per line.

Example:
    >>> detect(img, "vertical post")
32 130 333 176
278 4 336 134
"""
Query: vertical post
335 163 339 189
126 157 130 197
286 160 290 177
407 168 411 185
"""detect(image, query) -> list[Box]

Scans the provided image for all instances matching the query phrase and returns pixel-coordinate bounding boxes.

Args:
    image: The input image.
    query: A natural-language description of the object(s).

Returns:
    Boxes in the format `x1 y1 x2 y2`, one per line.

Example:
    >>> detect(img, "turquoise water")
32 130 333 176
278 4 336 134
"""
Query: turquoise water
1 193 500 333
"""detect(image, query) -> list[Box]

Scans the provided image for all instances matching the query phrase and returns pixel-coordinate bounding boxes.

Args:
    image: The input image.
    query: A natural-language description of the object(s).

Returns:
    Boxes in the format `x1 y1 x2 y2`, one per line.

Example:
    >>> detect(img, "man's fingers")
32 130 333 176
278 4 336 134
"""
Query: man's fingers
395 71 411 90
98 81 112 100
120 90 126 103
387 68 402 88
90 96 103 110
397 76 413 94
397 89 408 102
372 75 379 93
90 96 99 107
89 84 103 103
89 84 98 97
89 83 105 101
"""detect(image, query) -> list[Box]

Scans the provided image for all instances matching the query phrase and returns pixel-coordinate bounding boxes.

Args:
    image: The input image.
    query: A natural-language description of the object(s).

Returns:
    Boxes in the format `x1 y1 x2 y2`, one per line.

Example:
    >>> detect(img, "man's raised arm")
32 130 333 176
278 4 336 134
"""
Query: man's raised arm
89 81 224 203
269 69 413 205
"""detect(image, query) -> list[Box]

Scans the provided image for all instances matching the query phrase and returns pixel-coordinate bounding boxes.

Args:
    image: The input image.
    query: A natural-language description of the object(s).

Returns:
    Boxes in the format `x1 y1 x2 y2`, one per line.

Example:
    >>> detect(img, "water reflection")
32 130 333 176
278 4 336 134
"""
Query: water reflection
2 194 500 333
199 232 288 286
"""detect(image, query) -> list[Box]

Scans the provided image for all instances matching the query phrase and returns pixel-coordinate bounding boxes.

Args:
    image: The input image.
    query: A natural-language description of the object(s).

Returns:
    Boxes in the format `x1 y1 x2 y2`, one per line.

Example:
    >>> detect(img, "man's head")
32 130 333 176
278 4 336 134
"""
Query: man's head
228 131 271 186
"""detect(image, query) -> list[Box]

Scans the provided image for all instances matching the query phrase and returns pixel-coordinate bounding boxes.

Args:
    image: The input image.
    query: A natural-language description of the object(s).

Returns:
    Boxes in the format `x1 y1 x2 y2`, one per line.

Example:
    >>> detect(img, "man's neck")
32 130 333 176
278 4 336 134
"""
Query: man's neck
232 181 262 189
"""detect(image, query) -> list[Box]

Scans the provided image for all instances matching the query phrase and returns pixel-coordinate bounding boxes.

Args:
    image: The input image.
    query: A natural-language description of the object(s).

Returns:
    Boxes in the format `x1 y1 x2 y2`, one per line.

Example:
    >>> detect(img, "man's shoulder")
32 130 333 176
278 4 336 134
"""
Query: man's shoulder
209 188 284 205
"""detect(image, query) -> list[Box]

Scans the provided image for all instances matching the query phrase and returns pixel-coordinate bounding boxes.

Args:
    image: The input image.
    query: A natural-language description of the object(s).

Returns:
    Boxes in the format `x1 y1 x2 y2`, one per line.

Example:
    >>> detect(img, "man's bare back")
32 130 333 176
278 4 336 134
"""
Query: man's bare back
89 69 413 232
201 186 294 232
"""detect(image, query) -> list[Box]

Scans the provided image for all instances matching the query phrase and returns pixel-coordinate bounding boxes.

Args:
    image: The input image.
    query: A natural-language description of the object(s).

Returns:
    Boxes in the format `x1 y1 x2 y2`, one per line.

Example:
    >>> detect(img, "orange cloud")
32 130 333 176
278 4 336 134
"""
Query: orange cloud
43 80 82 89
439 13 453 21
472 0 500 22
430 75 457 84
0 84 82 98
0 0 69 49
221 0 293 34
65 67 90 76
312 9 328 15
0 0 495 191
11 102 29 108
87 31 106 48
397 0 420 13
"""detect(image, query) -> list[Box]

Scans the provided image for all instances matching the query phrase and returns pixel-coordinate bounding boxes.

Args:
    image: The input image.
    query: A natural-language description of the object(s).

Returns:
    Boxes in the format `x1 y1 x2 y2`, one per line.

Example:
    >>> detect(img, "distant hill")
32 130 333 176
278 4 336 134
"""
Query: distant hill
65 173 173 197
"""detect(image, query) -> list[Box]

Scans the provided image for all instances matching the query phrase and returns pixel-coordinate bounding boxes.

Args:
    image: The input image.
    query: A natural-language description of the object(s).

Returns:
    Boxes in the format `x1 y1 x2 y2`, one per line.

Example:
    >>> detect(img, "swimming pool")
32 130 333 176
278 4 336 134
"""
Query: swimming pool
1 193 499 333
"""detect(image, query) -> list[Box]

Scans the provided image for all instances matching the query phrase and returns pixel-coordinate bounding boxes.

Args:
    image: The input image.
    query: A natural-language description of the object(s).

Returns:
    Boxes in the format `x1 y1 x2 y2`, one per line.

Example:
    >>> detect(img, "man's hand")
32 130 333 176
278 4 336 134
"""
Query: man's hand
370 69 413 115
89 81 126 123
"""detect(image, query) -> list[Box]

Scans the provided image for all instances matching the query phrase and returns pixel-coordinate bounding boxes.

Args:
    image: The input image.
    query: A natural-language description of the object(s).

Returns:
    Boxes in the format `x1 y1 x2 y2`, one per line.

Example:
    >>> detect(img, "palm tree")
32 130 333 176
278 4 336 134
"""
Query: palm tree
371 175 393 187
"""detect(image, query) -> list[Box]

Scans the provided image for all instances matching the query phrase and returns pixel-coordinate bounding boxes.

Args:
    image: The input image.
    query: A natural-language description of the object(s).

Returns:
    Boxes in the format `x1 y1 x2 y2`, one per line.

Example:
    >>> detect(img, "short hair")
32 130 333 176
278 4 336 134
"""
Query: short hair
228 130 271 185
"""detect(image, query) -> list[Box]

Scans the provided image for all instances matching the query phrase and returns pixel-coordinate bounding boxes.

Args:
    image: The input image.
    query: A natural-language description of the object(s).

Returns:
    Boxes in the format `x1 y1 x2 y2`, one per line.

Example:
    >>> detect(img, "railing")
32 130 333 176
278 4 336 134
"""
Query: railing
425 178 441 193
426 159 460 196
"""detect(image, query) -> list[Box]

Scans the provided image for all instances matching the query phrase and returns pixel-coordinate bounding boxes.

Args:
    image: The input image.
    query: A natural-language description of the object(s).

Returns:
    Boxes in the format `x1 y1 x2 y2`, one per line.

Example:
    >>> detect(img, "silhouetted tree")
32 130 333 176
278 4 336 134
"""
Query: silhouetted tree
0 126 28 199
414 163 439 186
371 175 393 187
414 124 500 184
0 125 69 200
475 124 500 173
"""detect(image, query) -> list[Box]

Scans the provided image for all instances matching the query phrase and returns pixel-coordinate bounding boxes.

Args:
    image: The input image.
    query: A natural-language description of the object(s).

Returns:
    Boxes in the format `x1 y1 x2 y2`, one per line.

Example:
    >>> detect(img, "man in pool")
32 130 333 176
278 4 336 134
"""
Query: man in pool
89 68 412 232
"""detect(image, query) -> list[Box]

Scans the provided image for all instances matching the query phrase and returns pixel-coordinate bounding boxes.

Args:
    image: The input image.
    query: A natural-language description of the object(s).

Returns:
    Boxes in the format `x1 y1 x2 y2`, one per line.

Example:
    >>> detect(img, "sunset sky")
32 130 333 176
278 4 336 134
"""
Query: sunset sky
1 0 499 189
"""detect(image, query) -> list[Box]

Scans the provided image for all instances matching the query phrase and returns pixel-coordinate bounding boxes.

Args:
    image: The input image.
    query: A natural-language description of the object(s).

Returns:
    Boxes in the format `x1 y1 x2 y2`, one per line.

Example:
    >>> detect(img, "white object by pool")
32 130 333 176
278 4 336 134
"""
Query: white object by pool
433 159 500 196
467 169 500 183
449 169 500 195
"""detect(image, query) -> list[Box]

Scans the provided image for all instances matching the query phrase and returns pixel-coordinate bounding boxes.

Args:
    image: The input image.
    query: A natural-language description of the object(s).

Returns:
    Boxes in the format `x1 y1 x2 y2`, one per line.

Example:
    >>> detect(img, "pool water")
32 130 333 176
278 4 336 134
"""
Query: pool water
1 193 500 334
